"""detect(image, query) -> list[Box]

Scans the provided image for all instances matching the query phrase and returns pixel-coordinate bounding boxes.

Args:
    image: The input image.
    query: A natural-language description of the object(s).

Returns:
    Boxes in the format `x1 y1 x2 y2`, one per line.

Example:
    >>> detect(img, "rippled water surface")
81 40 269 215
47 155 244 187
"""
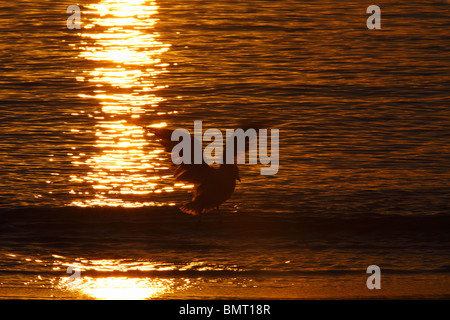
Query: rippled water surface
1 0 449 214
0 0 449 299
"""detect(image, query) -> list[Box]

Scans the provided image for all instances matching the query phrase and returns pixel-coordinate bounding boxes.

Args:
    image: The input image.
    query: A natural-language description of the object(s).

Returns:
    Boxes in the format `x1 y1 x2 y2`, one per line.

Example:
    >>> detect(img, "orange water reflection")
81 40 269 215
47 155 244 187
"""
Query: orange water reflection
70 0 176 207
64 276 177 300
56 259 181 299
54 258 197 299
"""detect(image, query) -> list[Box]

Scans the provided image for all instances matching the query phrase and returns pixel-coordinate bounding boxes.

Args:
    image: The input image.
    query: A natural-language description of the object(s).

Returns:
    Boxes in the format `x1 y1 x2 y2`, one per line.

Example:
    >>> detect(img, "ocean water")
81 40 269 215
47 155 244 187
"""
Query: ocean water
0 0 449 299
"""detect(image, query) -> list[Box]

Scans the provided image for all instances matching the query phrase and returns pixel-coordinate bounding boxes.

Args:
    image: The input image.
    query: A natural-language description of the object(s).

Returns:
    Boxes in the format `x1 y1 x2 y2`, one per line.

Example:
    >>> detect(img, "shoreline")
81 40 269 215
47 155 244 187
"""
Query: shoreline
1 273 449 300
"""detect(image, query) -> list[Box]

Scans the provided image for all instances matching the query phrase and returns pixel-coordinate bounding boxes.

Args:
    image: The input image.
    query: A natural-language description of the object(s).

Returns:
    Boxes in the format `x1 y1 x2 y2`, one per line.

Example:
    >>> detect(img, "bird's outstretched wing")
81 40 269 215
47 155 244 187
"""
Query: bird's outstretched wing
145 127 213 184
221 119 269 164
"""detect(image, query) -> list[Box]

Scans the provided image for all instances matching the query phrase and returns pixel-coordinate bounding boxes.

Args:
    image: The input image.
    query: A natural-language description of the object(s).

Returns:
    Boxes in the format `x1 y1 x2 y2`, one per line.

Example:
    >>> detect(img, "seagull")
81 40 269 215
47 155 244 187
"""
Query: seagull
145 126 240 216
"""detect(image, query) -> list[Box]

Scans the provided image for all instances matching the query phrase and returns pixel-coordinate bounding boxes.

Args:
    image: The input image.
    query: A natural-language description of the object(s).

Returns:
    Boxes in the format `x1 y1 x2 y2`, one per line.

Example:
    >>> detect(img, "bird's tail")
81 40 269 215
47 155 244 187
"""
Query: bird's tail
180 202 213 216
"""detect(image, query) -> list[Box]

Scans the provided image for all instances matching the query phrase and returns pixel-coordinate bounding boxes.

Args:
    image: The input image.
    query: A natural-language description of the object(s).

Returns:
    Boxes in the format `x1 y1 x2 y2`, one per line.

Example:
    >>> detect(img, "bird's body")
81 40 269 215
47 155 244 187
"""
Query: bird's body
180 164 239 215
146 126 240 216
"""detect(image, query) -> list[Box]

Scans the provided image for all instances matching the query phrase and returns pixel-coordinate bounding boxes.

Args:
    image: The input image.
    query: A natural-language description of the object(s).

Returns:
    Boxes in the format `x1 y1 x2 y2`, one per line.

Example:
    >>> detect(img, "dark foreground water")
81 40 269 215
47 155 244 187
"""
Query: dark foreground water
0 0 449 299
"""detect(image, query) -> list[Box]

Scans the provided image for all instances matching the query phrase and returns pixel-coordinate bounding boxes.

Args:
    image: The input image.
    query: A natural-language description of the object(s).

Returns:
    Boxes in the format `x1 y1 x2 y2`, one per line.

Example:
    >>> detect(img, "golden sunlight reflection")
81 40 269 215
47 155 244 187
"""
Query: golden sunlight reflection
54 258 197 299
69 0 179 207
63 276 176 300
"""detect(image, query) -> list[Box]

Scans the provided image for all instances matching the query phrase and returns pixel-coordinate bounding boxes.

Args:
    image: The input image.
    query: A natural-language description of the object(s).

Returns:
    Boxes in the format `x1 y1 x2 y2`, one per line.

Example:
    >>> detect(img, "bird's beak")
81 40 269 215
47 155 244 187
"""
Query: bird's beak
237 176 241 182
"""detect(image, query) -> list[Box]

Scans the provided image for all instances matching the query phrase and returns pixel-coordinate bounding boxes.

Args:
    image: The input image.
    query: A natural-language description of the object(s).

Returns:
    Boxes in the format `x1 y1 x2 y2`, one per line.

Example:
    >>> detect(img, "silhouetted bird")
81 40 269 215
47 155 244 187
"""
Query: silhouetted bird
145 126 240 216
